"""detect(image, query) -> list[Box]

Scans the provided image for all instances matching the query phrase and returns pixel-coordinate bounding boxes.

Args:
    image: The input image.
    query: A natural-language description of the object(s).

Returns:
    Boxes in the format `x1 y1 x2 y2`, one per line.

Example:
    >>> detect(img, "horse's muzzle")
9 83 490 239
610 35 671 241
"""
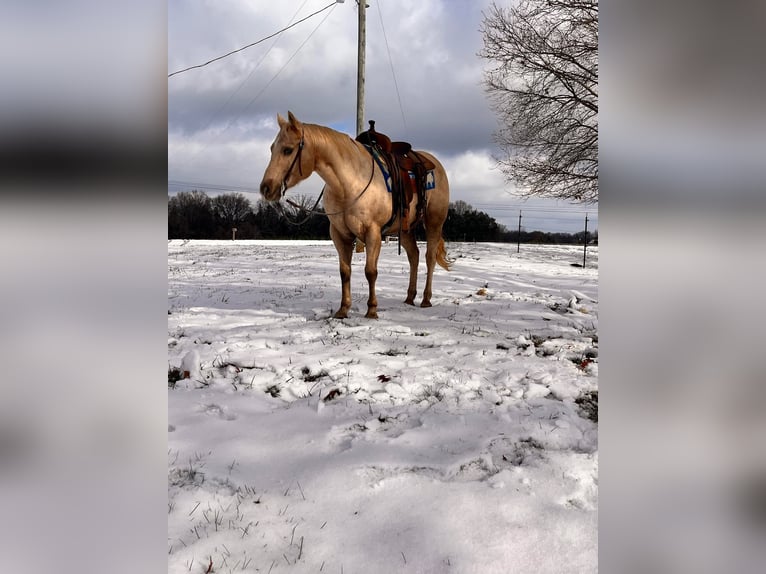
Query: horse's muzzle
259 180 280 202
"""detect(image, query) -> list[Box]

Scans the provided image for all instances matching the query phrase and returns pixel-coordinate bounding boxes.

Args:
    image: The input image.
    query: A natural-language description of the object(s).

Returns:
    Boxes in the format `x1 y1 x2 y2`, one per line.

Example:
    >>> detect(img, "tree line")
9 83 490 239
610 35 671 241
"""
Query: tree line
168 190 328 240
168 190 596 245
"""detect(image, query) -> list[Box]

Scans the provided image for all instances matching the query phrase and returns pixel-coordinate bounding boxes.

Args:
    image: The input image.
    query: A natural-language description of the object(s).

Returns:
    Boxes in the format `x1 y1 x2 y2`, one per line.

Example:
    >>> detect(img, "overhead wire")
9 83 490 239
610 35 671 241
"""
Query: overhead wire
170 0 312 166
168 179 260 194
236 3 338 122
375 0 407 130
168 179 596 222
168 181 594 230
168 1 338 78
472 204 597 213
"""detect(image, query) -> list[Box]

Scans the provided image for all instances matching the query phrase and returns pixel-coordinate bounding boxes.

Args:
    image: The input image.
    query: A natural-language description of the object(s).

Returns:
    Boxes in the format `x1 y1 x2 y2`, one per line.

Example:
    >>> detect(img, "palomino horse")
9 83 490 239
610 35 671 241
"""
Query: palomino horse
259 111 451 319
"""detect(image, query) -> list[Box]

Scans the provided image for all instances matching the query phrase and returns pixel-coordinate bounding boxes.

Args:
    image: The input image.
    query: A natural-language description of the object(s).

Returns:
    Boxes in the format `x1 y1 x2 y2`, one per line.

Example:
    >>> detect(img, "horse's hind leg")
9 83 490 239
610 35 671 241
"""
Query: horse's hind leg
399 231 419 305
421 226 442 307
330 226 353 319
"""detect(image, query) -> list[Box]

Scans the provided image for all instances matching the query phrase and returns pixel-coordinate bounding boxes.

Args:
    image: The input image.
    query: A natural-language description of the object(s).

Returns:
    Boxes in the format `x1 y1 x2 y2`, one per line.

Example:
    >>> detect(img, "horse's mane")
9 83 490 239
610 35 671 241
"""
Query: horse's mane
303 123 357 154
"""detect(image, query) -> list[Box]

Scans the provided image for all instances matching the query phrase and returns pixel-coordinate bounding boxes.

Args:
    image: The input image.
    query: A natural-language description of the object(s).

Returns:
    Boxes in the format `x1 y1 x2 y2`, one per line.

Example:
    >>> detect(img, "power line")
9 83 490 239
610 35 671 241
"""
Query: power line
168 180 260 194
168 181 597 215
486 204 591 211
167 182 596 223
167 1 338 78
236 4 337 121
199 0 311 132
170 0 312 166
170 3 337 177
375 0 406 130
472 204 597 214
167 181 596 231
516 215 596 222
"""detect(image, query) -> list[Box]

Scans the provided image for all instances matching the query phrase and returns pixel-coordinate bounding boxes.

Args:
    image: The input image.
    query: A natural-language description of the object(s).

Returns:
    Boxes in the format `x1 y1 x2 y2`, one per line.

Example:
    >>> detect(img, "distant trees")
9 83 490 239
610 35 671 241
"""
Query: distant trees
168 190 215 239
167 190 329 240
212 193 251 231
441 201 595 244
167 192 594 244
264 198 330 239
480 0 598 203
443 201 504 242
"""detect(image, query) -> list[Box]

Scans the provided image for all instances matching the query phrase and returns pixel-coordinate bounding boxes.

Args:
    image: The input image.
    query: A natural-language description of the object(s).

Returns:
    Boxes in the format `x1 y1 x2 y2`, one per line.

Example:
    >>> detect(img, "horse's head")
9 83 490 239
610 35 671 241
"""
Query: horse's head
259 111 311 202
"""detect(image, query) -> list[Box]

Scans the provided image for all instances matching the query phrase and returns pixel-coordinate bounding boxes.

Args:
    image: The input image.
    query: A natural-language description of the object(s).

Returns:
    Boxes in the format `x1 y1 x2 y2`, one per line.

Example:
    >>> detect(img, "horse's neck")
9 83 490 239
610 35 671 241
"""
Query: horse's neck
307 126 369 194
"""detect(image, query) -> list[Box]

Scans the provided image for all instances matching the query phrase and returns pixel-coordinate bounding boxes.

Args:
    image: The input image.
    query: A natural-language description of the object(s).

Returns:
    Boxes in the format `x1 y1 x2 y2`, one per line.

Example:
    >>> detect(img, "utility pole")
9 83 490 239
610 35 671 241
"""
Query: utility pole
517 211 522 253
582 213 589 268
356 0 367 136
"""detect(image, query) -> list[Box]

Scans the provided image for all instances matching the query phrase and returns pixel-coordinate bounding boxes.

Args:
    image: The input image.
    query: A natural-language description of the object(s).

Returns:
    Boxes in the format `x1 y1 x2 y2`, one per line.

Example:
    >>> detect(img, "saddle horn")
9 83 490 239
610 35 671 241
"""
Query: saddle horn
356 119 391 153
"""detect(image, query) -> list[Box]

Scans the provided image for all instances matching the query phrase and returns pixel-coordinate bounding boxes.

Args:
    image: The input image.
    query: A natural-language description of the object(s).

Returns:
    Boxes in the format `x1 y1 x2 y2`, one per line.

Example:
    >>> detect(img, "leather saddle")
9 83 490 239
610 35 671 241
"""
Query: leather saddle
356 120 435 233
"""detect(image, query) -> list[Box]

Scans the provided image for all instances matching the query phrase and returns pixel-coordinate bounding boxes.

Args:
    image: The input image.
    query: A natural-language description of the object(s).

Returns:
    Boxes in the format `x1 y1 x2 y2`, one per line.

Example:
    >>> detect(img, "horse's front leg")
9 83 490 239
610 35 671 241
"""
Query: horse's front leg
330 226 353 319
362 230 382 319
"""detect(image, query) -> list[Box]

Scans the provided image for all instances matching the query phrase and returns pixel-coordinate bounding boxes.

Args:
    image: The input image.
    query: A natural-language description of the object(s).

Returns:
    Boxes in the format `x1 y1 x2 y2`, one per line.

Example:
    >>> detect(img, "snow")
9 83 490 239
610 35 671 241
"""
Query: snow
168 240 598 573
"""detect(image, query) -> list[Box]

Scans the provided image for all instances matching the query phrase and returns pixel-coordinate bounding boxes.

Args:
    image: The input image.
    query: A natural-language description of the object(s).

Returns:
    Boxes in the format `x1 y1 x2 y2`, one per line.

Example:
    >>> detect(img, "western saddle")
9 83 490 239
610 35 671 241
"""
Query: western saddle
356 120 435 234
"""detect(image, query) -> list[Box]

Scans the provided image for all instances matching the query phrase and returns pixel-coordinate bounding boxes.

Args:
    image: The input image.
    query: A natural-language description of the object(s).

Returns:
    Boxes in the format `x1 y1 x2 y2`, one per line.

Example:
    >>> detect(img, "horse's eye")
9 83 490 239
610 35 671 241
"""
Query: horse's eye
283 147 294 156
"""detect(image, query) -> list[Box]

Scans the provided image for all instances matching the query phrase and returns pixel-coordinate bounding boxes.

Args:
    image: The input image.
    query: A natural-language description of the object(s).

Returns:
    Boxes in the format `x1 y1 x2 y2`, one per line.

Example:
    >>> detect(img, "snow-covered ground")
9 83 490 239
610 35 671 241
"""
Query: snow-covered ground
168 240 598 573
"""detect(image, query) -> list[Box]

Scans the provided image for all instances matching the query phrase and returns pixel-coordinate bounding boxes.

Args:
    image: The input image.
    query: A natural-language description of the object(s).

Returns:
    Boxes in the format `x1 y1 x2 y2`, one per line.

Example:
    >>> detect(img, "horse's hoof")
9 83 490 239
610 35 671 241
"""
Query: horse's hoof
404 299 415 306
365 310 379 319
420 301 432 308
333 309 348 319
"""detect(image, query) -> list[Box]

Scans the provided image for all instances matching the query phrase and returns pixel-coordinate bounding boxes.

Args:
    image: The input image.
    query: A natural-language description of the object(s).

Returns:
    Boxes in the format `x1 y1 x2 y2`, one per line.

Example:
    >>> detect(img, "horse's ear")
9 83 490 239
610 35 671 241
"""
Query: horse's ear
277 113 287 129
287 111 302 130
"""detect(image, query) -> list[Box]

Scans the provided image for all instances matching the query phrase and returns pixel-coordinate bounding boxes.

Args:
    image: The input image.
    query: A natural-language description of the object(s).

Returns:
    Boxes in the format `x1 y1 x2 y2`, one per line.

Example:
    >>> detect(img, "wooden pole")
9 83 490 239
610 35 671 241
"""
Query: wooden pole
517 211 522 253
582 213 589 268
356 0 366 136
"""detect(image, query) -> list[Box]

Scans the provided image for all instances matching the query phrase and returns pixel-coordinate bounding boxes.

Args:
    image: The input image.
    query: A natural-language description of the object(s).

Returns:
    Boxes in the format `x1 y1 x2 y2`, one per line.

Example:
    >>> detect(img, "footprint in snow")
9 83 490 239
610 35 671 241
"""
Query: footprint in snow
325 424 357 453
449 456 495 482
559 468 598 511
324 414 423 454
198 403 237 421
487 436 547 469
357 465 443 488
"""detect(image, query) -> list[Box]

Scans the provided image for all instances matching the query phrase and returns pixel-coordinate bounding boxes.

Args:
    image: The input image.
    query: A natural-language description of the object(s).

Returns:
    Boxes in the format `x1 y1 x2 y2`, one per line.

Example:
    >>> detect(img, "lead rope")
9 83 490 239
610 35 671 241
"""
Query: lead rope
279 150 376 225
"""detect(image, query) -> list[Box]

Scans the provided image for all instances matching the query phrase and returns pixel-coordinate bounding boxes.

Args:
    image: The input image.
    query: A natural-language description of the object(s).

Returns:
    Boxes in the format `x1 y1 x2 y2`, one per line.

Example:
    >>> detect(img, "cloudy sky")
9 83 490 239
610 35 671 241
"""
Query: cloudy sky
168 0 597 233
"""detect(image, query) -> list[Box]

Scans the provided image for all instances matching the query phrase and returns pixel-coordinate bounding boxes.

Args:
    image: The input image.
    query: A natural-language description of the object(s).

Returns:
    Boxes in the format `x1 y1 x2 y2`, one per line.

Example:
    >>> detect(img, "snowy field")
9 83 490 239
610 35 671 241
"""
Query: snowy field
168 240 598 573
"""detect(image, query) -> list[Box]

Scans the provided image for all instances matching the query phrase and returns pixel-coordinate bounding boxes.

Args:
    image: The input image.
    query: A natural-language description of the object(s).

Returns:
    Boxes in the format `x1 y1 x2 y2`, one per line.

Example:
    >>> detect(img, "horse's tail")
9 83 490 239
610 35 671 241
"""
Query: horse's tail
436 237 452 271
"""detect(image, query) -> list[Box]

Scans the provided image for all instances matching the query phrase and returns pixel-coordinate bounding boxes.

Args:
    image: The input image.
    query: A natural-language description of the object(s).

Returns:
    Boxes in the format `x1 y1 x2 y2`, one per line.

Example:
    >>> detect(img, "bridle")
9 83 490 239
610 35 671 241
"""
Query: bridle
280 129 305 197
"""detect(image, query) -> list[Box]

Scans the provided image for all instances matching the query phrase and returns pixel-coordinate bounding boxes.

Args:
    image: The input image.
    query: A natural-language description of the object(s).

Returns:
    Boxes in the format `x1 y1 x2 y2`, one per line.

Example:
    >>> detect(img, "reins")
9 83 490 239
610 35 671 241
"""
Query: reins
275 192 324 227
277 138 377 225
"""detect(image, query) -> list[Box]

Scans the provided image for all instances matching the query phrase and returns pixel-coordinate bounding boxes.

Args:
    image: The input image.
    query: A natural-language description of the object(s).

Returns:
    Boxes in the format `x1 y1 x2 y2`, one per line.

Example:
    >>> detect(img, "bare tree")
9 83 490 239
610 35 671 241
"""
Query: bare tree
451 200 473 216
168 190 215 238
480 0 598 203
212 193 252 229
282 194 322 217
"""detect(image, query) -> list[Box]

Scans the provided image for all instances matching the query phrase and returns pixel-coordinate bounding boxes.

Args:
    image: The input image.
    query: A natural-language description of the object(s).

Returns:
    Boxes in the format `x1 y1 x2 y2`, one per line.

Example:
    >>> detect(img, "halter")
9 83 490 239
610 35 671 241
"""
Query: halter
280 129 305 197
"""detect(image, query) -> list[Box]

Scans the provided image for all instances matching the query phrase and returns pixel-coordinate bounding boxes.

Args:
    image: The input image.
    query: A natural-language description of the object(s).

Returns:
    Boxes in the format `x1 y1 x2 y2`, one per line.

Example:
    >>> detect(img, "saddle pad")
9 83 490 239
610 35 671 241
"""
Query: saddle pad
368 145 435 193
409 170 435 190
368 146 393 192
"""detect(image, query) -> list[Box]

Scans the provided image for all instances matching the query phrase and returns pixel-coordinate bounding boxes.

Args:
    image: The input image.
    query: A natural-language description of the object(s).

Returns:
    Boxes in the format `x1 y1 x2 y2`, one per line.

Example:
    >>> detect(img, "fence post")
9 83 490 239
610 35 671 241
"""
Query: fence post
517 211 522 253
